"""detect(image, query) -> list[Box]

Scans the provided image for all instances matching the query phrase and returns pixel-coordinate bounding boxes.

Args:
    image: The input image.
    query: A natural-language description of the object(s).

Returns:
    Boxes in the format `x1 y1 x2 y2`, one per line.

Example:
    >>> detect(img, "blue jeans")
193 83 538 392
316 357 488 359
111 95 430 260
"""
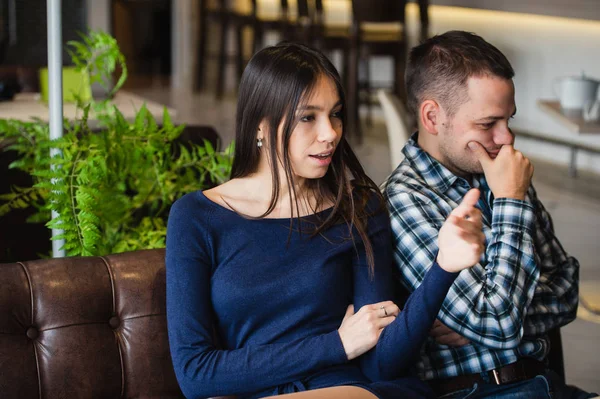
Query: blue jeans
437 370 597 399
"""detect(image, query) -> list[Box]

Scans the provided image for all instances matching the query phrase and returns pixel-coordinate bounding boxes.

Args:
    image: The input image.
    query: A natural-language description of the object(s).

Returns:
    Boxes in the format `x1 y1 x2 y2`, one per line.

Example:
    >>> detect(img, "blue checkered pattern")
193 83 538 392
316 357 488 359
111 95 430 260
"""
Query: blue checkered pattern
382 134 580 380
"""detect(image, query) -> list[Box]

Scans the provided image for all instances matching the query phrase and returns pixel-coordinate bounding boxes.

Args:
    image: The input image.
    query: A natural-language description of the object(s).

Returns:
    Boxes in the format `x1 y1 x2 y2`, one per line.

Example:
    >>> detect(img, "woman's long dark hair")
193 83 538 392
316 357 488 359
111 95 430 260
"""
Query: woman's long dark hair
231 42 384 273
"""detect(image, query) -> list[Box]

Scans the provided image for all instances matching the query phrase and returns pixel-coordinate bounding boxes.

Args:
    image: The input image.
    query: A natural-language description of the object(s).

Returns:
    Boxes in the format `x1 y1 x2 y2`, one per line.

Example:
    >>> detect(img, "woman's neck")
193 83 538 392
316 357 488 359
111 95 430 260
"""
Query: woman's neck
244 169 313 214
207 162 324 218
253 154 311 203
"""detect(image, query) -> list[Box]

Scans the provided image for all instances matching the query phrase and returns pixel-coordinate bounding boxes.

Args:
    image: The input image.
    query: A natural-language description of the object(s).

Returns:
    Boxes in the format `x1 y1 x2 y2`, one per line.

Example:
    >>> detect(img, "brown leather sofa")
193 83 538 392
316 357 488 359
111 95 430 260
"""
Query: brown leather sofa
0 248 223 399
0 248 566 399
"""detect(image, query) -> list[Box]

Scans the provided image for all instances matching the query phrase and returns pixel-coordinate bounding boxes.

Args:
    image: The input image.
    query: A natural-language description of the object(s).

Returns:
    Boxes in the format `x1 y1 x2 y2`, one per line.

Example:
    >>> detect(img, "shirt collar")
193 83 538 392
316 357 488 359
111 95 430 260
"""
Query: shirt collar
402 132 463 193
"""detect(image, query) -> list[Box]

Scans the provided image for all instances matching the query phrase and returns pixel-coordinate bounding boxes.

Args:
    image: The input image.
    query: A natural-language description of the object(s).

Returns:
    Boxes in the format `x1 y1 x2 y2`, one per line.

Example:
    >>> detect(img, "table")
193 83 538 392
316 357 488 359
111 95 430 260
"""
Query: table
537 100 600 134
0 91 176 125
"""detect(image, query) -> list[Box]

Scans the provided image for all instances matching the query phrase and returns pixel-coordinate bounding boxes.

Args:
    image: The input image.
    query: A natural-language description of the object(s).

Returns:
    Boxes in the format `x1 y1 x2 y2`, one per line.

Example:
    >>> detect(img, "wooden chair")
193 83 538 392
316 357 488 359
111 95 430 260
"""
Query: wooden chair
310 0 351 83
252 0 295 51
345 0 408 142
291 0 314 44
417 0 430 42
377 89 414 171
196 0 256 98
197 0 296 99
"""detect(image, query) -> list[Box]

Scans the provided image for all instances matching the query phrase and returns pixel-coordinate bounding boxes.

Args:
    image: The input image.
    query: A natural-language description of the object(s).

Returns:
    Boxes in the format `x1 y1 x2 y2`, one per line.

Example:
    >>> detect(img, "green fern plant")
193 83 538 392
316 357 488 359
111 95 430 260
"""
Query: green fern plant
0 31 233 257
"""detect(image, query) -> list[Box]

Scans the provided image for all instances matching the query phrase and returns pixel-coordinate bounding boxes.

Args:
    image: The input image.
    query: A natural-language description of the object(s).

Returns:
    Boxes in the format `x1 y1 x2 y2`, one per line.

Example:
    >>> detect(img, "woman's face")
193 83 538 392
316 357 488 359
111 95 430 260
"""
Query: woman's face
282 75 343 181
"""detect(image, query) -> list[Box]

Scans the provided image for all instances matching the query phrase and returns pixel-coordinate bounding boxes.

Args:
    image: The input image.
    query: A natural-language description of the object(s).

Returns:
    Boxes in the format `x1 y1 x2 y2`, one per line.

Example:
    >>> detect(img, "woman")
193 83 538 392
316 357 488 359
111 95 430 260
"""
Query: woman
166 42 484 399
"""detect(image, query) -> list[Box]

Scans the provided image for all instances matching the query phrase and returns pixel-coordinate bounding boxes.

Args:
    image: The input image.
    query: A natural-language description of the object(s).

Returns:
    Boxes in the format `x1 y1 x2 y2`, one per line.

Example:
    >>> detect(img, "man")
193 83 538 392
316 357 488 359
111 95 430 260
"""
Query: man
383 31 592 398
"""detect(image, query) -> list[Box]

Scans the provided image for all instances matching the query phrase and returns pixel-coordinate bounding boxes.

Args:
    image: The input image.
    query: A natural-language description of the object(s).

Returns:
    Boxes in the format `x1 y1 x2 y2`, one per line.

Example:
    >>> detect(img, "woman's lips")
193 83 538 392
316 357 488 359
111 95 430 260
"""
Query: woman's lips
309 152 333 166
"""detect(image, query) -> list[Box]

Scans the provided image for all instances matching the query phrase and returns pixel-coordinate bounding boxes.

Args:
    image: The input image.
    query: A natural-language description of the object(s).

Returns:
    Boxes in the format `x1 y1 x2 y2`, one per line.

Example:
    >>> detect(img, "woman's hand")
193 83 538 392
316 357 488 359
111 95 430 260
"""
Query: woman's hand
437 188 485 273
337 301 399 360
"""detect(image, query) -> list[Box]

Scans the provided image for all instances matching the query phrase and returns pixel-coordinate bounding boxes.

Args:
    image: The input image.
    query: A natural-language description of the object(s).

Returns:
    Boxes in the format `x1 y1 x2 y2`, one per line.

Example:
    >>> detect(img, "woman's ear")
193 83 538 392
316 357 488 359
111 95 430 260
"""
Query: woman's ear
419 100 442 136
257 120 266 141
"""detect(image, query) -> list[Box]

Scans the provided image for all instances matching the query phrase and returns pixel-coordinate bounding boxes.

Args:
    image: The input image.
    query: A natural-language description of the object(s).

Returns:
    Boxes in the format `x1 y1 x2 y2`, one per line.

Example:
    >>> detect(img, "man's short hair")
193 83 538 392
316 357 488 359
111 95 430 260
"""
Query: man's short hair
406 30 515 119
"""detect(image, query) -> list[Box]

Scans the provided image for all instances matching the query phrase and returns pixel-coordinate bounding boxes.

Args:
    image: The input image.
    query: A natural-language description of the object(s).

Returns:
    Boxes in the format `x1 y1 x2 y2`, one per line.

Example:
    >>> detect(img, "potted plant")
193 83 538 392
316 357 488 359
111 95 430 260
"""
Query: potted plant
38 30 127 104
0 31 233 258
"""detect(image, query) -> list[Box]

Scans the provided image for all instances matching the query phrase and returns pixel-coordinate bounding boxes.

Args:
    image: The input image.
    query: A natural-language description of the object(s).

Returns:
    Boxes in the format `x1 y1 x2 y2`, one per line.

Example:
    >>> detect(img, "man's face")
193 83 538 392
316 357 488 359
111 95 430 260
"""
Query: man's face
437 76 516 176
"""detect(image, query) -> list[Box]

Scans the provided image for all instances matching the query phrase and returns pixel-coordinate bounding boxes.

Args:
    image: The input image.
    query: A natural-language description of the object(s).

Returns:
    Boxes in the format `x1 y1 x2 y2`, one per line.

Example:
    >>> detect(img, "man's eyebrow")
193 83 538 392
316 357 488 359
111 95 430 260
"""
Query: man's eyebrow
475 108 517 122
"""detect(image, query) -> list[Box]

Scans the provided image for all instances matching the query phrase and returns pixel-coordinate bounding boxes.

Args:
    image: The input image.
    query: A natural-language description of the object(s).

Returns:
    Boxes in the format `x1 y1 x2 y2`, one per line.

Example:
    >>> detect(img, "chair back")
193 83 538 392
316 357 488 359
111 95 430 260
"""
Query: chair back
297 0 309 19
251 0 290 18
377 89 413 170
352 0 406 24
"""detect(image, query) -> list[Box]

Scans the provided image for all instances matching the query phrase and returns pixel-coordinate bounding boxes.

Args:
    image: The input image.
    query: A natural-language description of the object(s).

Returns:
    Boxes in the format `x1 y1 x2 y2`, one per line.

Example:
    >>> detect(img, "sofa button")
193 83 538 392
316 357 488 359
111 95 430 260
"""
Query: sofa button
109 316 120 329
26 327 39 340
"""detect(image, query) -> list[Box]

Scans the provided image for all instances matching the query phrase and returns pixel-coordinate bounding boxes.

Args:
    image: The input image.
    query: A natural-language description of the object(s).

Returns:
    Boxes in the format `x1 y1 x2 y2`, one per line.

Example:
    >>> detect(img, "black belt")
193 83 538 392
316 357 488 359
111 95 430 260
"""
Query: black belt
429 358 546 397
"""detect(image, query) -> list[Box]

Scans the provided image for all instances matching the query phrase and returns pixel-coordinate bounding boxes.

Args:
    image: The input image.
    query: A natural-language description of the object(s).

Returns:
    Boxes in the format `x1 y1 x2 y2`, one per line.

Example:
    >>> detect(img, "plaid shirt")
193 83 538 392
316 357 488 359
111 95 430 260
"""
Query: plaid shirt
382 134 580 380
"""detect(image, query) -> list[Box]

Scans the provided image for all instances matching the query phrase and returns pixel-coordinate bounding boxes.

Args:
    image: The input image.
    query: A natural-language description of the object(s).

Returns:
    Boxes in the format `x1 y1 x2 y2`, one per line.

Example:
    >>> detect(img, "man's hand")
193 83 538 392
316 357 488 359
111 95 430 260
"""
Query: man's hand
430 319 470 347
468 142 533 200
437 189 485 273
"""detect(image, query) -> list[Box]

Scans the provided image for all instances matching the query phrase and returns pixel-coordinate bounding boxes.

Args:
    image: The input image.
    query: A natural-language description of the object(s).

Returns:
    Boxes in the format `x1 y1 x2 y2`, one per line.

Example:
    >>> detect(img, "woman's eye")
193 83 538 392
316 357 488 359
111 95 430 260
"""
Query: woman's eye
300 115 315 122
331 111 342 119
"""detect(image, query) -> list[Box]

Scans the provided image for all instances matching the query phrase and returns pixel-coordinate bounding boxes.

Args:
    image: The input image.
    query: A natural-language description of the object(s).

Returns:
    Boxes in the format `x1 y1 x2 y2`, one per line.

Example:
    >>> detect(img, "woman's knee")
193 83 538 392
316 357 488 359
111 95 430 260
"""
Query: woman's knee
262 386 379 399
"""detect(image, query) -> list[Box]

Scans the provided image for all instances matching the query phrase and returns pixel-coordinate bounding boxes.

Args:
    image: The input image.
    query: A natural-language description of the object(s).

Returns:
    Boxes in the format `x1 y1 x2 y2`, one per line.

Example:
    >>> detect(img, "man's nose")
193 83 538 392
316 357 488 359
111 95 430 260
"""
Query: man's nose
494 125 514 146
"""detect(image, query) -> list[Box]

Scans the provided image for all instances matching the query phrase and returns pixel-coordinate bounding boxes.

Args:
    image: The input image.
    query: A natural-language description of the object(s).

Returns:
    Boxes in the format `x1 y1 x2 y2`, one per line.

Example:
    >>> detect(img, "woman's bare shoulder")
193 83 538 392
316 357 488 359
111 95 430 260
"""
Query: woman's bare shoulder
203 179 263 215
204 180 238 207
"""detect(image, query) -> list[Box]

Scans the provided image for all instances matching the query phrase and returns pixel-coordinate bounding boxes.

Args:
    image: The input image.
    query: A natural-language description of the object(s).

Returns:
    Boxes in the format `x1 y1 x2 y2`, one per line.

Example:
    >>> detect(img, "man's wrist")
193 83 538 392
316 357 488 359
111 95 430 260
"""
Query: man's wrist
491 190 526 201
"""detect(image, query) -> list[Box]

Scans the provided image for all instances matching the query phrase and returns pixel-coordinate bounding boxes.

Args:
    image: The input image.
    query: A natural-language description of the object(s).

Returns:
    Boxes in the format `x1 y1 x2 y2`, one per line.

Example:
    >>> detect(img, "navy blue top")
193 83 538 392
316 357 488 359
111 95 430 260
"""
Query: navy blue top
166 190 458 399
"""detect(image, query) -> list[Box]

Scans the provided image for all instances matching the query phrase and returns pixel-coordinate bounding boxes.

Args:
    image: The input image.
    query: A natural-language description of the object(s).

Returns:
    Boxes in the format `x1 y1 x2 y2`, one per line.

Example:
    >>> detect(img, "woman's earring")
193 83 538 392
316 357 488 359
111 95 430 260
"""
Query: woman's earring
257 138 263 148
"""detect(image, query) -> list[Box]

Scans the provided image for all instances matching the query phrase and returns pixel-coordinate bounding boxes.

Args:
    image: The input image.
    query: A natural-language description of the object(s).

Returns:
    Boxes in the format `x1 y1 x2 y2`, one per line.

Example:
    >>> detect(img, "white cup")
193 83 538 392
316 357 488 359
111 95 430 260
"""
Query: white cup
554 76 600 111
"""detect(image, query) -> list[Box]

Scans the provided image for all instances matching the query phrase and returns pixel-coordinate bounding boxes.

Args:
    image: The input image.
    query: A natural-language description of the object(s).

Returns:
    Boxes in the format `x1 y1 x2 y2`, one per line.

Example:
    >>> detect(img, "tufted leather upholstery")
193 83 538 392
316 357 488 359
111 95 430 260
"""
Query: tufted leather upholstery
0 248 566 398
0 248 232 399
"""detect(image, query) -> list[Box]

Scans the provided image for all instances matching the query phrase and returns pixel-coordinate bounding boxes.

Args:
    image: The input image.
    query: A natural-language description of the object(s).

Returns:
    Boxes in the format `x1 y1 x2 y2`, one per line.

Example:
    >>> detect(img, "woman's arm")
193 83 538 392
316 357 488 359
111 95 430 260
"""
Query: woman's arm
353 190 483 381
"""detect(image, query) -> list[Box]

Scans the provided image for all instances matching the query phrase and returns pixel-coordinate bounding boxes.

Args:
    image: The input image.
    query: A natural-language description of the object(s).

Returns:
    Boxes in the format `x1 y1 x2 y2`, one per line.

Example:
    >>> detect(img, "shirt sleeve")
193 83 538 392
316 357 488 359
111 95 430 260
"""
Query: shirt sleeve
521 185 579 335
385 186 575 350
166 197 348 399
351 204 458 381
